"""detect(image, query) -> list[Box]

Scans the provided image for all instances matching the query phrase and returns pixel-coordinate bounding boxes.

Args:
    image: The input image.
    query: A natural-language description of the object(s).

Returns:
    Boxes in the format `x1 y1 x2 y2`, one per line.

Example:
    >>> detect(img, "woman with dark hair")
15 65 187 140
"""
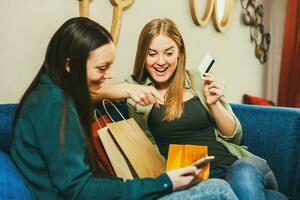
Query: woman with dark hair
11 17 238 200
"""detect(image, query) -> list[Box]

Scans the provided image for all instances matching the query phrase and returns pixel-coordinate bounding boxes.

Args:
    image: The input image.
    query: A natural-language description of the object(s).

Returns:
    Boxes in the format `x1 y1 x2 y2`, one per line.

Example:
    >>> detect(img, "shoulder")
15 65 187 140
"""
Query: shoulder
124 75 138 84
14 78 69 142
124 75 151 86
185 68 203 89
21 79 66 121
186 68 202 80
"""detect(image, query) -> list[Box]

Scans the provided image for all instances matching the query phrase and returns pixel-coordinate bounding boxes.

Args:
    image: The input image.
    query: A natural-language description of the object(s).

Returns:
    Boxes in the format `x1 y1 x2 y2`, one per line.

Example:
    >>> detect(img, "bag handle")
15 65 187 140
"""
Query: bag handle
93 109 109 129
102 99 126 122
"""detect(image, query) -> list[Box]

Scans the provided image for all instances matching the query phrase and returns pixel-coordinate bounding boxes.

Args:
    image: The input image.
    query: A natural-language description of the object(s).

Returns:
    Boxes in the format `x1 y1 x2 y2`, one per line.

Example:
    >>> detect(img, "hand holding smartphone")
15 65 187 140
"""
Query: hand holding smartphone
192 155 215 168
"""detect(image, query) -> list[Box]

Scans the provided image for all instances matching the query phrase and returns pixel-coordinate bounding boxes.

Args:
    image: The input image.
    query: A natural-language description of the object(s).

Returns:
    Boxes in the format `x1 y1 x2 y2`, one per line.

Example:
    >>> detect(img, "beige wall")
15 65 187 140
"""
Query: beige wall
0 0 280 103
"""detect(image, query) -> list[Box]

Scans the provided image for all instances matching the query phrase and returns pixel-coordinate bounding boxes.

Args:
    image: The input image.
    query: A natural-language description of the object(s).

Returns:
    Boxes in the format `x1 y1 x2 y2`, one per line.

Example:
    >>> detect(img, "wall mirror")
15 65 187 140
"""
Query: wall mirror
189 0 214 26
212 0 233 32
189 0 233 32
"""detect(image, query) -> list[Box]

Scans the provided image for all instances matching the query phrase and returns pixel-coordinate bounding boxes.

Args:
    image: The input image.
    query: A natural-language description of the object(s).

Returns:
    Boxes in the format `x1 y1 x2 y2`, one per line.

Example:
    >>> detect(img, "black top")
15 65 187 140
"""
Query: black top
148 96 237 169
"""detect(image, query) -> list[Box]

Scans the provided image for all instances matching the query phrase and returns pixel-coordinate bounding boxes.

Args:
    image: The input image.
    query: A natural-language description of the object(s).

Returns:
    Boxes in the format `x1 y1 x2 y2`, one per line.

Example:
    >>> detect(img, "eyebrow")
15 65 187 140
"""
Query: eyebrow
96 62 113 67
149 46 175 52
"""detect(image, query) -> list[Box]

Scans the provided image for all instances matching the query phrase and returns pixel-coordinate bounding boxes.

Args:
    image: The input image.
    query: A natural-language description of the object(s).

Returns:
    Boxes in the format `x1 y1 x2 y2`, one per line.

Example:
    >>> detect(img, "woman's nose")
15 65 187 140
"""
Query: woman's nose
156 55 166 66
103 68 113 79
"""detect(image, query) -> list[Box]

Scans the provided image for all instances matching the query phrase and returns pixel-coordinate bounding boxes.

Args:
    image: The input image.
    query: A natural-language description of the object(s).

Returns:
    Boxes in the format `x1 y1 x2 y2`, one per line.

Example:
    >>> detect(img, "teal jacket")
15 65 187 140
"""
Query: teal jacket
10 74 172 200
125 69 257 160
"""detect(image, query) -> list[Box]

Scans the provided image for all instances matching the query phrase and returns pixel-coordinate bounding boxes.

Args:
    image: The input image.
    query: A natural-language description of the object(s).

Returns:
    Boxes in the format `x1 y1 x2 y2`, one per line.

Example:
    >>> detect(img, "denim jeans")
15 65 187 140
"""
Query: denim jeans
158 178 238 200
210 157 288 200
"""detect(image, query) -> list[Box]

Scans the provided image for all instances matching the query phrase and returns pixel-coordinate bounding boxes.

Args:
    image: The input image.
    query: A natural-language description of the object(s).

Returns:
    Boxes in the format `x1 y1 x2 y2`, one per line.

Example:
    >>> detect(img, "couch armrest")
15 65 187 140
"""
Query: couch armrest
0 104 17 153
231 103 300 199
0 151 31 200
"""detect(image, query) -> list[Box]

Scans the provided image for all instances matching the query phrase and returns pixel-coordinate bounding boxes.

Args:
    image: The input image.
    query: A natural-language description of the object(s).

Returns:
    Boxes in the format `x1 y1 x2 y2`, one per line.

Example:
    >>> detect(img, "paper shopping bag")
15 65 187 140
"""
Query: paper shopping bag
98 127 135 180
166 144 211 180
98 100 166 179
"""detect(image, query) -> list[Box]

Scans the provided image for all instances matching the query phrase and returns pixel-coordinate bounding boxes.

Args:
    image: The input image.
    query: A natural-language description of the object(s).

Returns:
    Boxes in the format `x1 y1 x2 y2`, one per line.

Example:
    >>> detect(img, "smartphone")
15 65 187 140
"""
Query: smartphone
192 155 215 168
198 53 215 75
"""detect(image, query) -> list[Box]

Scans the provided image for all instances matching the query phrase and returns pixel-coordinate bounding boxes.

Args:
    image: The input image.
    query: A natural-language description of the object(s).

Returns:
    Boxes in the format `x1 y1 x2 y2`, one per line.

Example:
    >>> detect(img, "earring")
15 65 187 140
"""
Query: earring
65 58 70 72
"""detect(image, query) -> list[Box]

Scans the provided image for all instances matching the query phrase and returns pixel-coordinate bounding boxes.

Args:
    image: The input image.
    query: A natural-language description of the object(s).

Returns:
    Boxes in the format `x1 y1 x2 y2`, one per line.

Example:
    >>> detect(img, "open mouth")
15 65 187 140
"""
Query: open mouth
154 67 168 73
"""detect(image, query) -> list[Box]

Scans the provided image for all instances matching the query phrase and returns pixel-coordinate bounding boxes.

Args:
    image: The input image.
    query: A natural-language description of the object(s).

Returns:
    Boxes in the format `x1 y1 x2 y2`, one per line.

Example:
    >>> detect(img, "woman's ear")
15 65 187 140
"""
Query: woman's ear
65 58 70 73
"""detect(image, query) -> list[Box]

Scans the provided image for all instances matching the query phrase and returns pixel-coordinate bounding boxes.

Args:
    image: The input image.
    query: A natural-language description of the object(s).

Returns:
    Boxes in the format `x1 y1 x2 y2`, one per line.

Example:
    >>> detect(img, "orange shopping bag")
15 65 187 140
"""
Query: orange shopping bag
166 144 211 180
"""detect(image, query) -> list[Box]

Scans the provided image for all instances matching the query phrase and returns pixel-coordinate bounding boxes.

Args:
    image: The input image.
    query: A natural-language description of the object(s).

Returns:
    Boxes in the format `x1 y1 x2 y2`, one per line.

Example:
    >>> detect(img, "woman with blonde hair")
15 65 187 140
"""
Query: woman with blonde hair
99 18 287 200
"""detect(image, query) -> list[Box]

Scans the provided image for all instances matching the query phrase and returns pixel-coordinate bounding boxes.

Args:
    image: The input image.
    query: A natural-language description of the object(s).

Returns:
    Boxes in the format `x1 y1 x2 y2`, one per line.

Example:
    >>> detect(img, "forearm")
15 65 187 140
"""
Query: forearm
208 101 236 136
77 174 172 200
92 83 163 106
92 83 131 102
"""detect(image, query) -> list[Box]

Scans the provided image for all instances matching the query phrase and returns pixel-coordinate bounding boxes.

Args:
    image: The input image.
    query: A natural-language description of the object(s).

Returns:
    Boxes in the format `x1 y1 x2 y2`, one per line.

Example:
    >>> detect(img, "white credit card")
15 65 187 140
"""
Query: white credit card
198 53 215 74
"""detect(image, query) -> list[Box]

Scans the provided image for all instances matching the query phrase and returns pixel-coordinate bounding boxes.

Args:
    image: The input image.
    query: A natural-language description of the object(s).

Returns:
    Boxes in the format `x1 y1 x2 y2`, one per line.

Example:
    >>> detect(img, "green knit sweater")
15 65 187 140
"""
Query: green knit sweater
11 74 172 200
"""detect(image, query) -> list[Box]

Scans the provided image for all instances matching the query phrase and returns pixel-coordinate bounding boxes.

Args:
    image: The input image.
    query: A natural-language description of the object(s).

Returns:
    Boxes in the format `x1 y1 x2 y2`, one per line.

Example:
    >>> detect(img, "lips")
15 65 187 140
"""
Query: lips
90 80 105 90
154 67 168 73
98 81 106 87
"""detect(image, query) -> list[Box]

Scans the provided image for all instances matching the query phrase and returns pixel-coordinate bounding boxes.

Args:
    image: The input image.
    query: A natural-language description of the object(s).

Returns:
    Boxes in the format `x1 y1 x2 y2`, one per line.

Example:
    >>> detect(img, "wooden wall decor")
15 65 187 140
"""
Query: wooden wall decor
240 0 271 64
78 0 134 44
110 0 134 43
79 0 90 17
189 0 234 32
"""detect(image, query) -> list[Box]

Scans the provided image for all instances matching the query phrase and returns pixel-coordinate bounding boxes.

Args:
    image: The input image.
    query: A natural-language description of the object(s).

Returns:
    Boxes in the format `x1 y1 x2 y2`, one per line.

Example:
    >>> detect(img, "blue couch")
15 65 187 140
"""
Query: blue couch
0 103 299 199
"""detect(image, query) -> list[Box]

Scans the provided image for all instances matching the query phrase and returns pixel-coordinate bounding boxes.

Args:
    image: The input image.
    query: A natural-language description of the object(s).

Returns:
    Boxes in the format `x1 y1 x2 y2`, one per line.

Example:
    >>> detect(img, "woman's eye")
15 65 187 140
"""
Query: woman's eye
97 66 107 71
165 52 174 57
148 53 156 57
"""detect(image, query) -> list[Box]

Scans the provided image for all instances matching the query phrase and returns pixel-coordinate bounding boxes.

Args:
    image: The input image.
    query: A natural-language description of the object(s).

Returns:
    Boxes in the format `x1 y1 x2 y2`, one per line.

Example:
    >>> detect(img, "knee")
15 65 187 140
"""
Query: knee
192 178 237 199
227 159 259 180
198 178 237 195
203 178 232 189
265 190 288 200
163 179 238 200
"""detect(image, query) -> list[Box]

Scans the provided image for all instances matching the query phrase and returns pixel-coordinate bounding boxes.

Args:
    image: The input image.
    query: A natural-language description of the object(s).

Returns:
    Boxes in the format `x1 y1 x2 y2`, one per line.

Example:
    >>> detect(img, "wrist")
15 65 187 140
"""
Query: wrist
124 84 133 98
208 100 219 108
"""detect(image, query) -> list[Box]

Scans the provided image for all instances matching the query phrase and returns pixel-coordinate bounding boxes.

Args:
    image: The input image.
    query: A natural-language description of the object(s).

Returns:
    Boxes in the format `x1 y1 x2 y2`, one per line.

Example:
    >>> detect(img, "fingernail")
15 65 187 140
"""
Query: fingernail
155 102 160 108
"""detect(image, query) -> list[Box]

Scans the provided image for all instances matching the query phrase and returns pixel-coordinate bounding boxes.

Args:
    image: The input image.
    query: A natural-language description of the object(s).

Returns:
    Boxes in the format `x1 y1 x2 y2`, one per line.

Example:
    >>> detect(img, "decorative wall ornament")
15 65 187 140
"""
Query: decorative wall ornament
189 0 234 32
78 0 134 44
240 0 271 64
79 0 90 17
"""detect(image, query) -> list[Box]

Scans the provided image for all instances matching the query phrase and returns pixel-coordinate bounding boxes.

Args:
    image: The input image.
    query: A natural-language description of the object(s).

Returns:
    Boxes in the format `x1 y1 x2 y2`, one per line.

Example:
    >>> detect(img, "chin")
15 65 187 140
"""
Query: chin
153 74 171 81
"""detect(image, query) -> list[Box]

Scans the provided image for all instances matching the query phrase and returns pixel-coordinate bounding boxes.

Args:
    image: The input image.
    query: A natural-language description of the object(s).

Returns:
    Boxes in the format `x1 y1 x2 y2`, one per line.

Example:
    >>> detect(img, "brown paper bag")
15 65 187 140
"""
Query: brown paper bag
98 127 135 180
98 100 166 179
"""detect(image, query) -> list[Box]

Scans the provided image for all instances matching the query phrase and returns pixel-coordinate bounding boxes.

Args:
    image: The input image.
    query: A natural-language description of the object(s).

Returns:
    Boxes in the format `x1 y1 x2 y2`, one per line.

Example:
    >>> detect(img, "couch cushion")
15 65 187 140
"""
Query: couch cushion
0 151 31 200
243 94 275 106
0 104 17 153
231 104 300 199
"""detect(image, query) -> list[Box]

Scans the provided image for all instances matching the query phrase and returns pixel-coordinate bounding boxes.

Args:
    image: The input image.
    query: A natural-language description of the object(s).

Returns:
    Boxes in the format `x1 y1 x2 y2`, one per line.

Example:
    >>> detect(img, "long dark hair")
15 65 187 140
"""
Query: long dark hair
14 17 113 177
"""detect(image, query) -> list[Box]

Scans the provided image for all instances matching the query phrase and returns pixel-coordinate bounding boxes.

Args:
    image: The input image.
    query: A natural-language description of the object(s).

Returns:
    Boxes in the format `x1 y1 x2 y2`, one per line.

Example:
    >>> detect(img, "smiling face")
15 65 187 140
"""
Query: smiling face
145 35 179 89
86 42 115 100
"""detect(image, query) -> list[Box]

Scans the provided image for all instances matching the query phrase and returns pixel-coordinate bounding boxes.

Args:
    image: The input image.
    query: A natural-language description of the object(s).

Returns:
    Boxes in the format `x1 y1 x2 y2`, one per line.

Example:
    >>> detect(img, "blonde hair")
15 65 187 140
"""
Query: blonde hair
132 18 186 121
